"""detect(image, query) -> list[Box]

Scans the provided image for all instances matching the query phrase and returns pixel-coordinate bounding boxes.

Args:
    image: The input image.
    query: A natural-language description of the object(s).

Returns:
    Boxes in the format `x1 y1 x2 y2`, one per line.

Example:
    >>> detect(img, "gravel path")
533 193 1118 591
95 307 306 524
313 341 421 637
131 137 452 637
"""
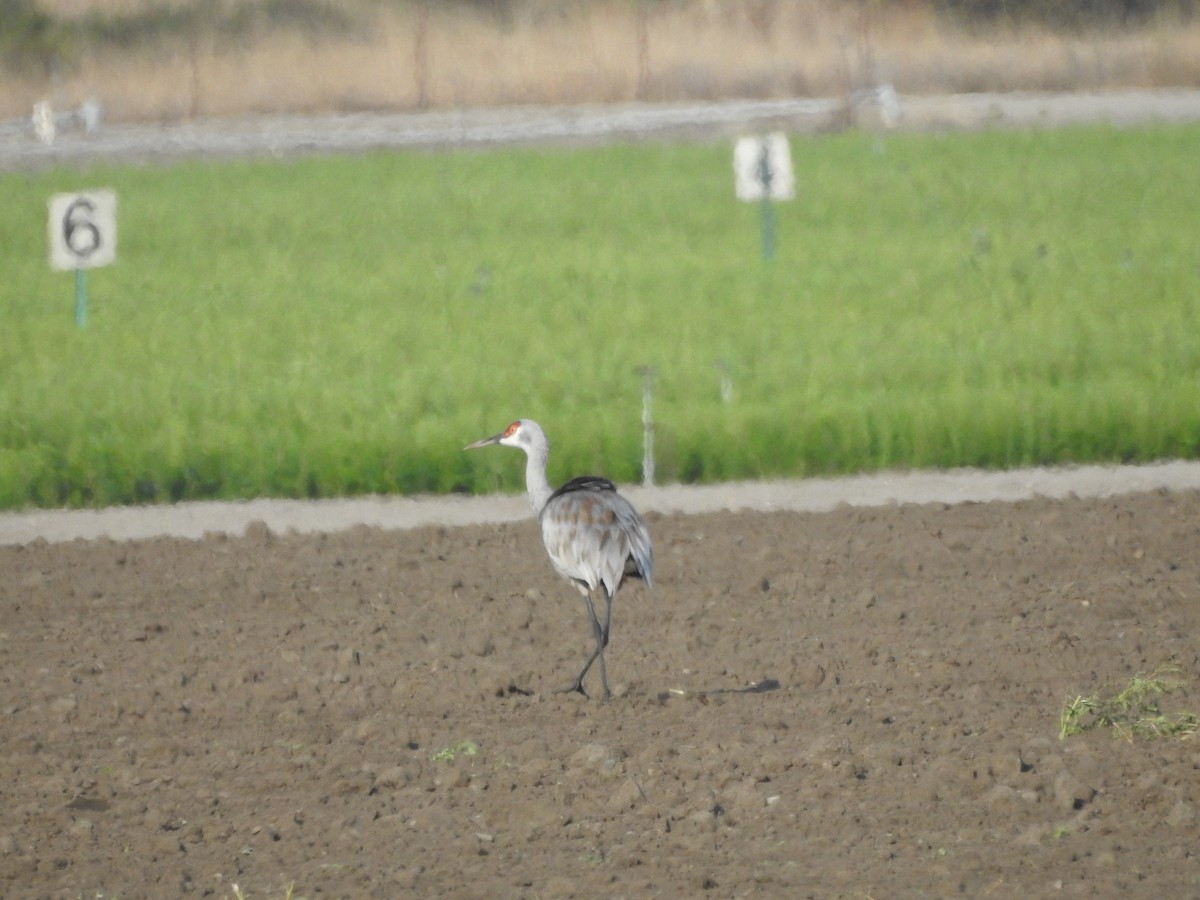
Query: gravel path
4 459 1200 545
4 88 1200 170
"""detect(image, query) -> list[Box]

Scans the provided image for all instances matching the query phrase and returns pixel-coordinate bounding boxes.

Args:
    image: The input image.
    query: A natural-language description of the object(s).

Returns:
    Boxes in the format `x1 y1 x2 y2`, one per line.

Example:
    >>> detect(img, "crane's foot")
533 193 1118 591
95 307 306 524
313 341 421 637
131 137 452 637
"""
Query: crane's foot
551 650 612 700
550 679 613 700
551 679 588 698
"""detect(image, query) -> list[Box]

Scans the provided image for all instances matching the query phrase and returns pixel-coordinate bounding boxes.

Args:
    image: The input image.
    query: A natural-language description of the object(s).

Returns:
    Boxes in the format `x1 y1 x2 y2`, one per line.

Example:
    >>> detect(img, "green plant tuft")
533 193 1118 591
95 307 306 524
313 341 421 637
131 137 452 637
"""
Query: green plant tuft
1059 660 1200 741
431 740 480 761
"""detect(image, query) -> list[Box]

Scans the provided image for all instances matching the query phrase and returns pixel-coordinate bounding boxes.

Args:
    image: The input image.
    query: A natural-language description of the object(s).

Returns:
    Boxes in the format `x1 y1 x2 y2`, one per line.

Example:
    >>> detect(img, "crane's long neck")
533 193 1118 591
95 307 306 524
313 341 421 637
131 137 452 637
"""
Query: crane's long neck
523 440 553 515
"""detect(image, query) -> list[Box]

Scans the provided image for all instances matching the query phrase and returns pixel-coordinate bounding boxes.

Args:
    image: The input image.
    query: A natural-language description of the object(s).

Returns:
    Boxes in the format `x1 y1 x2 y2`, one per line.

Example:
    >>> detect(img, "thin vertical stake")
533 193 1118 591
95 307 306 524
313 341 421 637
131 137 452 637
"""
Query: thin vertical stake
74 268 88 328
638 366 656 487
757 139 775 261
760 196 775 261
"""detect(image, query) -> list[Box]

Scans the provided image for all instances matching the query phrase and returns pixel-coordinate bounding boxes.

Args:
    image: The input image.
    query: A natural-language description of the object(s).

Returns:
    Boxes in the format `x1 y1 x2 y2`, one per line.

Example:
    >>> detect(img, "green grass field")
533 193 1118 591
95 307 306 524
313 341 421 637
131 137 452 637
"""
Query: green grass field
2 124 1198 509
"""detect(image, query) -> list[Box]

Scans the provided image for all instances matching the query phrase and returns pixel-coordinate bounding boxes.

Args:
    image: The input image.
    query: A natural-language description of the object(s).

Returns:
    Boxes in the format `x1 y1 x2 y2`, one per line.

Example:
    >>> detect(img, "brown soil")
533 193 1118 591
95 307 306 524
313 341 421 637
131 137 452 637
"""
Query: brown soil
3 490 1199 898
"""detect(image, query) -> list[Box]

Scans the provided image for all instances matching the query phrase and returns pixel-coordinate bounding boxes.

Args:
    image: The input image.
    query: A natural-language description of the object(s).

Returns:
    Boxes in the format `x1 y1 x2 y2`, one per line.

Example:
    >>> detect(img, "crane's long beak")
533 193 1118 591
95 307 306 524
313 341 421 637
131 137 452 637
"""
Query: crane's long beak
464 432 502 451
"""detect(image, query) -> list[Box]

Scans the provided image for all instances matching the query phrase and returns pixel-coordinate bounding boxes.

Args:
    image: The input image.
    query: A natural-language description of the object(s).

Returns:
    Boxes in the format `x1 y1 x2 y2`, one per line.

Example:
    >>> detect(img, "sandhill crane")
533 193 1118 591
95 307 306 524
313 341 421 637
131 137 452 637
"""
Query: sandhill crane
465 419 653 699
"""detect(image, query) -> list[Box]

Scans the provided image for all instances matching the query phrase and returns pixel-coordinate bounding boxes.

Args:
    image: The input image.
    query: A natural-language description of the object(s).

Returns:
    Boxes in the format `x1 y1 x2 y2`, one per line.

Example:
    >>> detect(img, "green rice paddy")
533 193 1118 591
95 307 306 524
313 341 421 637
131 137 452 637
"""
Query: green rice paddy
1 123 1197 508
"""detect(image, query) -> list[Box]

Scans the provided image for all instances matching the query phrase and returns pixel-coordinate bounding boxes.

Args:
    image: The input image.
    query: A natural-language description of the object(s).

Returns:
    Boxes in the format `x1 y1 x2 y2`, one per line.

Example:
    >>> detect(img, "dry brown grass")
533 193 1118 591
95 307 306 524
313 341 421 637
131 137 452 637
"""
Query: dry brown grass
6 0 1200 123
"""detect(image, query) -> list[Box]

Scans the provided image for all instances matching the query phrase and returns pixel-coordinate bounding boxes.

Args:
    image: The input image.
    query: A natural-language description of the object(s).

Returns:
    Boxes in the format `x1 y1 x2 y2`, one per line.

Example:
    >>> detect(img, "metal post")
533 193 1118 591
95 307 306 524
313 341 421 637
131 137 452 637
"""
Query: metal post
637 366 656 487
716 360 734 403
758 140 775 261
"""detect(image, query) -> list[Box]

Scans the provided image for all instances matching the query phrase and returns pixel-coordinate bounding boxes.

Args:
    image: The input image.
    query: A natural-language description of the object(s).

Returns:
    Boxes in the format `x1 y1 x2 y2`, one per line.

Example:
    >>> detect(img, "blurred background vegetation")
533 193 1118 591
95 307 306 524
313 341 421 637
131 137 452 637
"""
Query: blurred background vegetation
2 0 1198 122
936 0 1194 27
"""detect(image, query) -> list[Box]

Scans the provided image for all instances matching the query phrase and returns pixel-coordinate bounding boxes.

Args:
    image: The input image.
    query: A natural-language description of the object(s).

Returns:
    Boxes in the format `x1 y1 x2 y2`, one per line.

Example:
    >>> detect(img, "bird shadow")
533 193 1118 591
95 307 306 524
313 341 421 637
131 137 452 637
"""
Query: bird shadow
648 678 784 703
493 678 782 701
696 678 781 696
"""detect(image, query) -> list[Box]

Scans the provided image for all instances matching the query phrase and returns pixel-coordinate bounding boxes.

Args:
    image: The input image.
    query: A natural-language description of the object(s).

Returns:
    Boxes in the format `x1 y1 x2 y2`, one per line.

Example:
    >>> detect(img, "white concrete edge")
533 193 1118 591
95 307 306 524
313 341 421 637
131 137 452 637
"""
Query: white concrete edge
2 460 1199 546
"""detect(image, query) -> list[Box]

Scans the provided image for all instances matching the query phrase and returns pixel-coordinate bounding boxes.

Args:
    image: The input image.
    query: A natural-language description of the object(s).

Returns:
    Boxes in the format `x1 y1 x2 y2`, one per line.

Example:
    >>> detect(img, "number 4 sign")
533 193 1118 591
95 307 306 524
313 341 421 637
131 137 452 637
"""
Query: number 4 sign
49 189 117 271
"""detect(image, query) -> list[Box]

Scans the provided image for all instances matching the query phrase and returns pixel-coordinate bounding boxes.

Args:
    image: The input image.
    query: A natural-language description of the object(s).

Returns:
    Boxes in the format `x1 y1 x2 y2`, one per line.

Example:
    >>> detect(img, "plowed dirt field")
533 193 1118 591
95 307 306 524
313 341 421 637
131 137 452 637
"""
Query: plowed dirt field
3 487 1198 897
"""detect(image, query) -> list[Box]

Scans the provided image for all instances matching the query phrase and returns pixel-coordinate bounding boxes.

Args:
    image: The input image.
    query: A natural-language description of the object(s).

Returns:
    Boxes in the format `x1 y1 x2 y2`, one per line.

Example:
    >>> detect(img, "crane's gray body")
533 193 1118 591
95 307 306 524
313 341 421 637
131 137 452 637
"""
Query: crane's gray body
465 419 653 698
540 475 654 598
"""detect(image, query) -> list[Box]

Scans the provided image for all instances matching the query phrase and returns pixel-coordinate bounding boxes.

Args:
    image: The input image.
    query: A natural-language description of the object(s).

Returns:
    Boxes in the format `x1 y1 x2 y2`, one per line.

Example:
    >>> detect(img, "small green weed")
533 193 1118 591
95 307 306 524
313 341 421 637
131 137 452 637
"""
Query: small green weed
1059 660 1200 741
430 740 480 762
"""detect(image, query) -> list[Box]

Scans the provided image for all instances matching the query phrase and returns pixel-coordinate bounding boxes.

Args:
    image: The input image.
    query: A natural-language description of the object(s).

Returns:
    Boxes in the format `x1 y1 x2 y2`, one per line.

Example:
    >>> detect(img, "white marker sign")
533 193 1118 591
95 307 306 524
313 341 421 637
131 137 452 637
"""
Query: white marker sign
734 134 795 202
48 189 117 271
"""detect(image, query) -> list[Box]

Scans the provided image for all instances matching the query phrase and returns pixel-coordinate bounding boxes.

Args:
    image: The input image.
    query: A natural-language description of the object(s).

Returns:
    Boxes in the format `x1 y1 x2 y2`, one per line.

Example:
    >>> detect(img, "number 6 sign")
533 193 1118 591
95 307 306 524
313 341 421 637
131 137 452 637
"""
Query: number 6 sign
48 189 117 271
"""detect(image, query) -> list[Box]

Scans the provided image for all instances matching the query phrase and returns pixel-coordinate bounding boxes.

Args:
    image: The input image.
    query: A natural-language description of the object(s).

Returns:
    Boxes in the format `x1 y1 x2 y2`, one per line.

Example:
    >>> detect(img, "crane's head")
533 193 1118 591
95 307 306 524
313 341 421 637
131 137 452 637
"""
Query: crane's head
464 418 546 455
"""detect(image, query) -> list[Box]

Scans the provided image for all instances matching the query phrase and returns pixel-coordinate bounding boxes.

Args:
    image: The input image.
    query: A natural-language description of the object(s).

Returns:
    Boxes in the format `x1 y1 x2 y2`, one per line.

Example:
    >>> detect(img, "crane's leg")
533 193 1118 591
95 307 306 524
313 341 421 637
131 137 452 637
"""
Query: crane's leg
595 588 614 696
553 587 611 699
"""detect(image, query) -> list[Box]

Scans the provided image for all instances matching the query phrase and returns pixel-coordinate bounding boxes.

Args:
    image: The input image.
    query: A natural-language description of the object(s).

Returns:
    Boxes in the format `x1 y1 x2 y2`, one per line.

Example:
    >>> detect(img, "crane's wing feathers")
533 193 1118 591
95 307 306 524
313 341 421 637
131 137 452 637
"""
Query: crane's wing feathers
547 475 618 499
539 478 653 595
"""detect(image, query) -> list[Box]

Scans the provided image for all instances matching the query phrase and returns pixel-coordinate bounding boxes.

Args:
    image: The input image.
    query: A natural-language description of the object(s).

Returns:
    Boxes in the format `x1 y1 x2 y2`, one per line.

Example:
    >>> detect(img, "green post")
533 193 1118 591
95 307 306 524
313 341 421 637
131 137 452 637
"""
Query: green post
757 142 776 261
74 268 87 328
760 195 775 262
